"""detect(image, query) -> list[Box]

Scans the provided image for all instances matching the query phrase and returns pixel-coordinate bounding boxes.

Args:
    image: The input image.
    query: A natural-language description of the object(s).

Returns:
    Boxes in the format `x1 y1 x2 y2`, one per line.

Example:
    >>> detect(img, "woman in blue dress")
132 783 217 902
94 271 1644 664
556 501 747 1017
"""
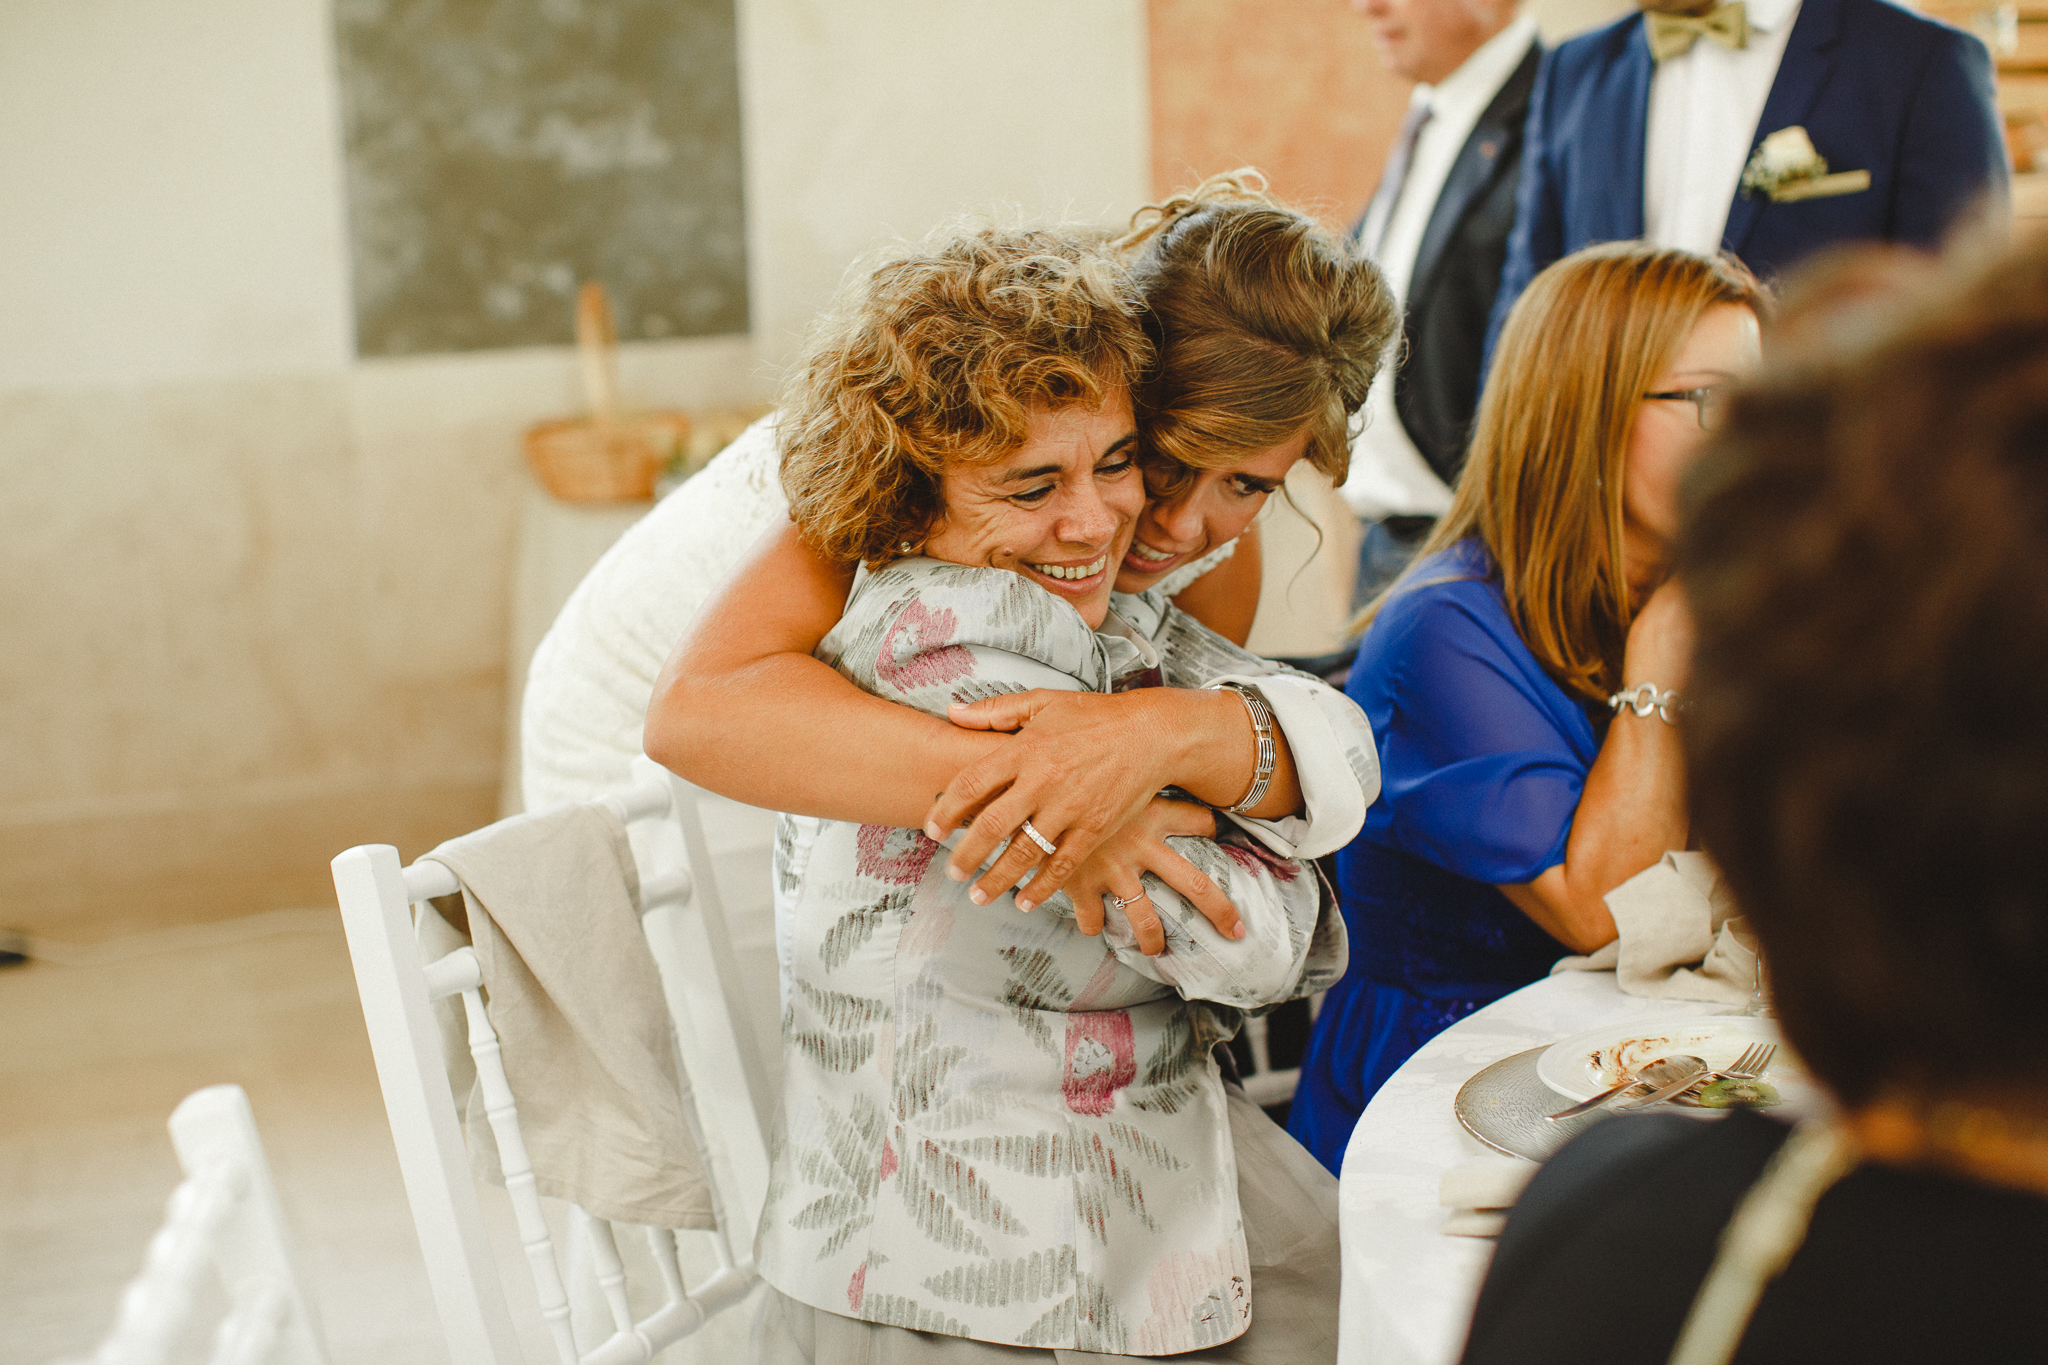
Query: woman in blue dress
1289 243 1768 1173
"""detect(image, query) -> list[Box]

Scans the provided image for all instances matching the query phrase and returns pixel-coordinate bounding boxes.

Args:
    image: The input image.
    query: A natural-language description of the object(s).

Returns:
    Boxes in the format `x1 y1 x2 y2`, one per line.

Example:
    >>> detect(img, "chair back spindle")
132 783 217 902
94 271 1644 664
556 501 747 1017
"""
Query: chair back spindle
333 773 771 1365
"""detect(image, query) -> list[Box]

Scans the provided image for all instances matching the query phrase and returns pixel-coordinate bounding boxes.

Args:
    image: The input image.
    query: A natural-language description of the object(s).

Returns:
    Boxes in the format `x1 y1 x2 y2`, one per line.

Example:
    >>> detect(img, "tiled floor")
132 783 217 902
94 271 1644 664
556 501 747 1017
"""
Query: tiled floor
0 918 447 1364
3 791 782 1365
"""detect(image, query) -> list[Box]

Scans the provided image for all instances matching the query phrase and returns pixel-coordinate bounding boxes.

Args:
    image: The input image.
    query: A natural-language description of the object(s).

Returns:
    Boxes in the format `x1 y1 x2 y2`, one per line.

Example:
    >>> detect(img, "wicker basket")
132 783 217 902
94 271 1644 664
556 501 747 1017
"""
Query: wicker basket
523 282 692 503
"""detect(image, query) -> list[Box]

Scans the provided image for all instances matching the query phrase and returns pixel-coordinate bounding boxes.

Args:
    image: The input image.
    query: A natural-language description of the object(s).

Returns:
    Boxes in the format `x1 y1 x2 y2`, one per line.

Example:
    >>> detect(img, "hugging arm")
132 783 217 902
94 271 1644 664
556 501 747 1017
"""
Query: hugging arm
644 523 999 828
644 523 1284 936
836 563 1344 997
936 600 1382 907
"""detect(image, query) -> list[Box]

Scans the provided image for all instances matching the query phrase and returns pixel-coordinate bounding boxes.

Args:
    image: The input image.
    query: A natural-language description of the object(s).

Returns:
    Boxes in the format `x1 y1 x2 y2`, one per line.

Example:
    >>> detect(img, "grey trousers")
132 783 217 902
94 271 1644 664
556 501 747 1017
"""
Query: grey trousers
752 1087 1341 1364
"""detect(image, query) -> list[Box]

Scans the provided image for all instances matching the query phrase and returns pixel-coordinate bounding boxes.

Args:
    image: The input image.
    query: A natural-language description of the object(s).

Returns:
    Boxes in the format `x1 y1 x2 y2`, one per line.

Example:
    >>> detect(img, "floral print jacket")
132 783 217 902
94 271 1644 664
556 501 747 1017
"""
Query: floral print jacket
756 560 1373 1355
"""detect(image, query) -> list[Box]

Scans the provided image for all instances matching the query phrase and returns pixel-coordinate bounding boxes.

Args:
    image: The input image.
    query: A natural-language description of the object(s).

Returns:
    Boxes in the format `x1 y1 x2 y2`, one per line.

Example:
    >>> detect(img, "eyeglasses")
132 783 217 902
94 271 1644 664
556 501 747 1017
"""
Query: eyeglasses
1642 386 1728 431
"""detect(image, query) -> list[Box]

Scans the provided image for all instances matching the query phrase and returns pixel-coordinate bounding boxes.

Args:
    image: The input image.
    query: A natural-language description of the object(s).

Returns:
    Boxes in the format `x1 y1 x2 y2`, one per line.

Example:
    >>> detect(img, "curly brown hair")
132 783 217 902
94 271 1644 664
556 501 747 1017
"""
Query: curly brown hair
1116 169 1398 496
778 225 1151 567
1681 237 2048 1108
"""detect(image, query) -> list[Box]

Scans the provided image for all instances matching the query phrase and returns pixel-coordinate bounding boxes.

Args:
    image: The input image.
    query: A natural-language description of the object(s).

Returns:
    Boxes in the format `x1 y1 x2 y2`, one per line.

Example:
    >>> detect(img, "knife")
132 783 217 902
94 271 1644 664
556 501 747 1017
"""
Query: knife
1614 1055 1709 1112
1545 1073 1645 1122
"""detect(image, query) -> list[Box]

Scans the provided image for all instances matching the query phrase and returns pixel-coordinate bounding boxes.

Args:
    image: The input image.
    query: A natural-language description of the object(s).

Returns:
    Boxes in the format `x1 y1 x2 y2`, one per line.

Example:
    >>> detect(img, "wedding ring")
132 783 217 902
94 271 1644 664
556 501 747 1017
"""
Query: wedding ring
1019 818 1058 856
1108 892 1144 912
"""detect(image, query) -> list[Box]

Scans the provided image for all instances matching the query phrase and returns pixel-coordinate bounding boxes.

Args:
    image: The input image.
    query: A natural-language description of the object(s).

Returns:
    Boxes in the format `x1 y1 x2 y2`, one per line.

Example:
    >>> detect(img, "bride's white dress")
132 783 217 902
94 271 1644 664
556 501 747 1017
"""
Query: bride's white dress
521 416 793 810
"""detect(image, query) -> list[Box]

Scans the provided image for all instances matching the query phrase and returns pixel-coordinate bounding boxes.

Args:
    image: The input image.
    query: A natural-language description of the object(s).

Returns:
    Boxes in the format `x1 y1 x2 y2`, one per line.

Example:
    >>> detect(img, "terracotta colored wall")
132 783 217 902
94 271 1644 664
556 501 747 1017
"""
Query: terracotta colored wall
1148 0 1413 230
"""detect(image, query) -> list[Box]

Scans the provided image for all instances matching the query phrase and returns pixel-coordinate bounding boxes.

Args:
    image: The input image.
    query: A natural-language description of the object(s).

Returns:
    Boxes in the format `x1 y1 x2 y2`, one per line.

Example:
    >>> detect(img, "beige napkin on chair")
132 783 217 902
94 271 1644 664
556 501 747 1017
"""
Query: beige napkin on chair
418 802 715 1229
1551 851 1757 1007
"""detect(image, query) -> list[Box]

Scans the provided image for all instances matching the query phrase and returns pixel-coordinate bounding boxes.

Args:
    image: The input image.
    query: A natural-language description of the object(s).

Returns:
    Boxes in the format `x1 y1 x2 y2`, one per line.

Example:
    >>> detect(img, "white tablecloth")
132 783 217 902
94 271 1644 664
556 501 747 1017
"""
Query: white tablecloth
1334 971 1716 1365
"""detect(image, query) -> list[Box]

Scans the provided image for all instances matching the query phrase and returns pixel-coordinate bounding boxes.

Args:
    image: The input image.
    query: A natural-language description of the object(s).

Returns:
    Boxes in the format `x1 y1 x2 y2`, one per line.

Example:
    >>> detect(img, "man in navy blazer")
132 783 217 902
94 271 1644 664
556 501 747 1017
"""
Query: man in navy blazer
1490 0 2006 341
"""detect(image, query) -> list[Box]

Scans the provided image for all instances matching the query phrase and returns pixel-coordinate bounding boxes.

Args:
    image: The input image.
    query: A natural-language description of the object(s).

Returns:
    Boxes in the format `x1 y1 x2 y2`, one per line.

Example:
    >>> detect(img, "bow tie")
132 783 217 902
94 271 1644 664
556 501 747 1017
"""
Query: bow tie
1644 2 1750 61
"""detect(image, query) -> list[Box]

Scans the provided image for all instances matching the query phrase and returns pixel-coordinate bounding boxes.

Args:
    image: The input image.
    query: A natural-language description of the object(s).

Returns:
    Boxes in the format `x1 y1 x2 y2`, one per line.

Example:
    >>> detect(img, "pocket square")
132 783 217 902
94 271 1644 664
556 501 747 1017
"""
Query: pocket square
1740 126 1868 203
1768 169 1871 202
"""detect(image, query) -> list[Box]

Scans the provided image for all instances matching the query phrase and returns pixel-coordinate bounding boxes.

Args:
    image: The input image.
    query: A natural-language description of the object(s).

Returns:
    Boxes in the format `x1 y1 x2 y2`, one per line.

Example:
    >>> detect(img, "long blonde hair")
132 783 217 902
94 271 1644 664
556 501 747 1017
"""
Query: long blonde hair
1358 242 1766 703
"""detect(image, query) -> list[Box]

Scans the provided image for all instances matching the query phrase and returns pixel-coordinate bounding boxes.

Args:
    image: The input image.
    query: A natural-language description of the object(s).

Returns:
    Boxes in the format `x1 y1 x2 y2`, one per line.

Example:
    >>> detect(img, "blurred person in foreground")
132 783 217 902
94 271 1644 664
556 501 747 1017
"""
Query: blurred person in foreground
1459 236 2048 1364
1490 0 2006 348
1342 0 1540 601
1289 243 1768 1173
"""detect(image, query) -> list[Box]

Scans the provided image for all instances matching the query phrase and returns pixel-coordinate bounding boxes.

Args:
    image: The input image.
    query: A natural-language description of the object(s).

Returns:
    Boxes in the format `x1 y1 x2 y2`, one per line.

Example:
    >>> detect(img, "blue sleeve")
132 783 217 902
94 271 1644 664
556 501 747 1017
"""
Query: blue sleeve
1365 592 1587 885
1485 46 1563 372
1891 25 2007 247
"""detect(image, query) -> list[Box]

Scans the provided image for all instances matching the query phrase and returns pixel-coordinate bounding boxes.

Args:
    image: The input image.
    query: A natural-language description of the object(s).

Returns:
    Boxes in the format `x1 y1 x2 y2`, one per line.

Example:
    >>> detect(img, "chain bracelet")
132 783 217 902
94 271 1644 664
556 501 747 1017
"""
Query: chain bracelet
1608 682 1685 724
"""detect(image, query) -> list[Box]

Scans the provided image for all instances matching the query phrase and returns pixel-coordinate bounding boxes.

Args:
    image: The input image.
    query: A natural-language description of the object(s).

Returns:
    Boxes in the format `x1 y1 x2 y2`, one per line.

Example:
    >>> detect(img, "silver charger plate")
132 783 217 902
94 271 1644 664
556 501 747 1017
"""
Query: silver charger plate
1454 1046 1616 1161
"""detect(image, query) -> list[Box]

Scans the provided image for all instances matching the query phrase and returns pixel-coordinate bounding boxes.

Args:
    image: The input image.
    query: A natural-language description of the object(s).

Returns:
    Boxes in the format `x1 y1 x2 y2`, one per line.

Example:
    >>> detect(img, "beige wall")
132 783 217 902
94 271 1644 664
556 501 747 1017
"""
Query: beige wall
6 0 1633 937
1149 0 1411 225
1147 0 1634 222
1 0 1150 938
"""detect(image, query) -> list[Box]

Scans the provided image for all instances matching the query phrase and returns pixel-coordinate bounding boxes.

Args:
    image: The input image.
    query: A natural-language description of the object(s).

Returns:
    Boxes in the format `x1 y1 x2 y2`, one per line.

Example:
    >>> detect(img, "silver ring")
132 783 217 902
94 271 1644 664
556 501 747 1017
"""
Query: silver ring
1108 892 1144 911
1018 818 1057 856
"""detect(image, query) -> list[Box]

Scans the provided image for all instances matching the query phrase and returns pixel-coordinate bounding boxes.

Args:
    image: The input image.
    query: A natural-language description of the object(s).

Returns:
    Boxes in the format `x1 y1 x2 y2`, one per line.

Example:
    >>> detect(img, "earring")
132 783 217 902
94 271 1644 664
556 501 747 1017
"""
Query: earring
900 541 916 555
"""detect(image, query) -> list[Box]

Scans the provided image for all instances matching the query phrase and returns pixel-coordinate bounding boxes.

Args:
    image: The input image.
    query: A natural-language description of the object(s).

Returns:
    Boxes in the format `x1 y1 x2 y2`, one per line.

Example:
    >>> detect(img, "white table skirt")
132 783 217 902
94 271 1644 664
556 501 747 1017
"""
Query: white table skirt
1333 970 1718 1365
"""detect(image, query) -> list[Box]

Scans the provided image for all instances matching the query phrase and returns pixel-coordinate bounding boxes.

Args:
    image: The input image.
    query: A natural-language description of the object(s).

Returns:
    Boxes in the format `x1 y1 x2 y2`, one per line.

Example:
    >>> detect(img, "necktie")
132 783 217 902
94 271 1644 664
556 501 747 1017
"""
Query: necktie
1644 2 1749 61
1359 100 1434 260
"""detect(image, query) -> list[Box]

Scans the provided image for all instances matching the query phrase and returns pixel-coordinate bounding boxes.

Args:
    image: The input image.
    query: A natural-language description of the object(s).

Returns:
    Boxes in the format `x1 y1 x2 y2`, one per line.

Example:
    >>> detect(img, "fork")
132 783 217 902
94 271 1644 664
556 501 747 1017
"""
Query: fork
1660 1042 1776 1107
1720 1042 1776 1082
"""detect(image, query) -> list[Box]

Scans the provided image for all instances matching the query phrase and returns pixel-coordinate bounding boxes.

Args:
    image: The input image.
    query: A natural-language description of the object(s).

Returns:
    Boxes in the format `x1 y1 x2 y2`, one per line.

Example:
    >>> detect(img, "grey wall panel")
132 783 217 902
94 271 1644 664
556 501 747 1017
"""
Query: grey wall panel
335 0 748 357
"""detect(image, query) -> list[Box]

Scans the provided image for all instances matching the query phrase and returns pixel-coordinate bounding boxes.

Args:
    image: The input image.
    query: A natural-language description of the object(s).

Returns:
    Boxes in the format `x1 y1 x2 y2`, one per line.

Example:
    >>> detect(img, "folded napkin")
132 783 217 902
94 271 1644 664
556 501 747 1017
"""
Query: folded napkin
1552 851 1758 1007
1439 1153 1539 1239
417 802 715 1229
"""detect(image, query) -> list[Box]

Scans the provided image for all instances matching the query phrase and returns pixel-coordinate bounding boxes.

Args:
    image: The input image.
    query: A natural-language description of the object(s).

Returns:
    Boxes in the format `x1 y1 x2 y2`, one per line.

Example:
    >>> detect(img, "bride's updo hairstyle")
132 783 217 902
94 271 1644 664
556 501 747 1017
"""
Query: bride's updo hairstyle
779 223 1150 568
1117 169 1398 495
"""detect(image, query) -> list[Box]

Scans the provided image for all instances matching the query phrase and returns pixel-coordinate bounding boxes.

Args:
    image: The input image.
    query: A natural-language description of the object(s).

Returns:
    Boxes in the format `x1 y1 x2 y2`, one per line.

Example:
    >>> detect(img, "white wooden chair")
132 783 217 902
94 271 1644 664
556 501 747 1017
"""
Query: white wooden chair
331 765 776 1365
63 1084 327 1365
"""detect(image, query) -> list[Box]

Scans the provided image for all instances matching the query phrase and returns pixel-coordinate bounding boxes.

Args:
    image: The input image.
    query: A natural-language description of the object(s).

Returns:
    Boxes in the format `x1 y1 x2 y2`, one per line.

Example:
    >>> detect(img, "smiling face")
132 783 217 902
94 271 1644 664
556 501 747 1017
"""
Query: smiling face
1624 303 1763 569
921 392 1144 628
1115 428 1310 594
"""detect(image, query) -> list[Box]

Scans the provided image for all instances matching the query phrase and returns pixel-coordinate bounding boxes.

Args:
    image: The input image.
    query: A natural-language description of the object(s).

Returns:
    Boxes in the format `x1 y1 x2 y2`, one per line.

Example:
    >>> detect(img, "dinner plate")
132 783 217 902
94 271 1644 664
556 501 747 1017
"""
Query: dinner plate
1455 1046 1616 1161
1535 1014 1798 1102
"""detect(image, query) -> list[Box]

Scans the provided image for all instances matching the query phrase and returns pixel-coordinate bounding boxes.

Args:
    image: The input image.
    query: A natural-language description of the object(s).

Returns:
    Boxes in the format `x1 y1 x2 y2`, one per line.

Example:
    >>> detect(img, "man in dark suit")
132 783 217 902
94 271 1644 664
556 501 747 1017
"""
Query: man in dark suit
1342 0 1542 603
1490 0 2006 345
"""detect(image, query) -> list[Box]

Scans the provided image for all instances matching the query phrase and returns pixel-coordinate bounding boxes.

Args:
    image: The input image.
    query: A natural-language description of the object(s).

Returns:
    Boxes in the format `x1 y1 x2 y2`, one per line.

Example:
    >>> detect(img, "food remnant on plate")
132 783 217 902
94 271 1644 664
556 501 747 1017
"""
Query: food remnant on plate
1697 1077 1781 1109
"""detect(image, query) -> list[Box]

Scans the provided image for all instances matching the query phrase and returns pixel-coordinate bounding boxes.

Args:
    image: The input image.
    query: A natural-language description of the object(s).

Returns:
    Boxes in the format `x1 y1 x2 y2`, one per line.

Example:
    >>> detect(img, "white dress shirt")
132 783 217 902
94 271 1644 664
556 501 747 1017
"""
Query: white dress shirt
1643 0 1801 255
1342 15 1540 523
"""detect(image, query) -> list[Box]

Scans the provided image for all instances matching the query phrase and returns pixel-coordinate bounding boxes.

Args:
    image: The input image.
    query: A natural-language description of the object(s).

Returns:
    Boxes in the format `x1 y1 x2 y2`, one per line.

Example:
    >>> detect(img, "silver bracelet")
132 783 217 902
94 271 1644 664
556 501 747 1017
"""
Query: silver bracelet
1608 682 1685 724
1214 682 1276 814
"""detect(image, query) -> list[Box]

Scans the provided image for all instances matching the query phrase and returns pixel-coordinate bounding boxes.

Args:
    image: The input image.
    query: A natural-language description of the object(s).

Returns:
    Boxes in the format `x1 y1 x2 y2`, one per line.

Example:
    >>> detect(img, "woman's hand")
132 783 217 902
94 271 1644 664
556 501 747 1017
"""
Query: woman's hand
1056 796 1244 955
926 684 1304 911
927 689 1179 910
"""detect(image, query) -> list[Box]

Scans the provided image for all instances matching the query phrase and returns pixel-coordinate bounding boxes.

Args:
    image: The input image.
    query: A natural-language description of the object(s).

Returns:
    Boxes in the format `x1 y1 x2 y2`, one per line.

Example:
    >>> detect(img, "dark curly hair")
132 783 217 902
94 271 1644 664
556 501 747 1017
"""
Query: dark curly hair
1680 236 2048 1109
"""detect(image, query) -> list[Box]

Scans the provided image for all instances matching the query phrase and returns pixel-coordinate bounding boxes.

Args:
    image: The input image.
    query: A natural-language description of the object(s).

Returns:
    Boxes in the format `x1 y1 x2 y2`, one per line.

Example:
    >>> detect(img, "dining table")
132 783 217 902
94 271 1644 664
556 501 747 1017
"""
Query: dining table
1332 968 1736 1365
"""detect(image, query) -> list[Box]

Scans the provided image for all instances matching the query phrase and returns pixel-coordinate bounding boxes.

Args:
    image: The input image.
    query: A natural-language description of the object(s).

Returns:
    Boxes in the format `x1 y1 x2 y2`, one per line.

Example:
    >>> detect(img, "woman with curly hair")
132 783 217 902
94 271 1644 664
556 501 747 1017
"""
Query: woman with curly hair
742 222 1355 1362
